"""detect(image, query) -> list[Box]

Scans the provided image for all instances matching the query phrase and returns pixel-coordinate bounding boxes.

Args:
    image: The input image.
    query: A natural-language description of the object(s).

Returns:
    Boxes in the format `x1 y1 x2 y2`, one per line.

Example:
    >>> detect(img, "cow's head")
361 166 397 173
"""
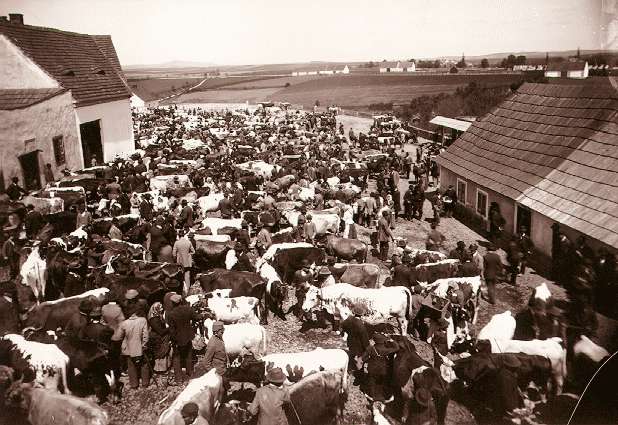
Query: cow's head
301 285 321 312
5 380 34 411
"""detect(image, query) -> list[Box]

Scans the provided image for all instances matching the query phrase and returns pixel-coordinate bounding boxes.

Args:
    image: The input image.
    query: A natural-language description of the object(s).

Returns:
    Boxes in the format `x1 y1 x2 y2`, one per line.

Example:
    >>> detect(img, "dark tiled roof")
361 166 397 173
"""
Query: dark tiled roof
437 82 618 249
546 60 587 72
0 88 67 110
0 22 131 107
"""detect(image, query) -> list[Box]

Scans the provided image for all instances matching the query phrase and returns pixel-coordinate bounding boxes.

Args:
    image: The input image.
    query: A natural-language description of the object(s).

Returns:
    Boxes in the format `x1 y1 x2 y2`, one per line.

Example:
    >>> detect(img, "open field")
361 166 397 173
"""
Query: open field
128 77 203 101
166 72 523 107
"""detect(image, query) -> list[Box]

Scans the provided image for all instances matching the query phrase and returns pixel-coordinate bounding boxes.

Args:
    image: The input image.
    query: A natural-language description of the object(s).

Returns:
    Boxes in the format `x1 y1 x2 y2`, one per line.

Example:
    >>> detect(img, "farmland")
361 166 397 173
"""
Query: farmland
161 72 523 109
128 77 203 101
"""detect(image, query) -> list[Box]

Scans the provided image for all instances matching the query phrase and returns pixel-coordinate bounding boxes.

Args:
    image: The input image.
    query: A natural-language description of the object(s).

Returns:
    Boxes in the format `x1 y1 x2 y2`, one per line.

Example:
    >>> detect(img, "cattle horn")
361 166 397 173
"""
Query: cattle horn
21 326 43 339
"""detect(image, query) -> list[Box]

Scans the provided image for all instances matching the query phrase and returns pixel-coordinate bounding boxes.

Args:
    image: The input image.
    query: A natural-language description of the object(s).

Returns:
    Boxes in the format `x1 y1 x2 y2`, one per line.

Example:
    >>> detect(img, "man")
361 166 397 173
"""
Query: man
390 168 400 192
256 223 273 256
362 333 398 402
295 214 306 242
341 306 370 371
76 203 92 228
117 304 150 389
483 244 503 304
180 402 208 425
44 163 55 185
304 214 317 244
168 294 200 384
506 237 522 286
172 229 195 295
425 222 445 251
316 266 336 287
232 242 254 272
218 192 233 219
517 226 534 274
443 185 457 217
24 205 44 239
247 367 291 425
412 185 425 220
108 217 123 240
178 200 194 228
203 320 228 377
364 193 377 226
102 297 125 382
65 298 92 341
148 217 167 262
403 183 415 221
449 241 471 263
0 287 19 335
470 244 484 278
6 177 27 201
106 176 122 200
391 254 415 288
377 210 393 262
139 194 154 222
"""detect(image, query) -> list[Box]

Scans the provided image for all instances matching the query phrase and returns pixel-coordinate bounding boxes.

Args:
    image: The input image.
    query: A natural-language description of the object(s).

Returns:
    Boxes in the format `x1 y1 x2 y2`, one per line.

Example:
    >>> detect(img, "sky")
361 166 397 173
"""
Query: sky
0 0 604 66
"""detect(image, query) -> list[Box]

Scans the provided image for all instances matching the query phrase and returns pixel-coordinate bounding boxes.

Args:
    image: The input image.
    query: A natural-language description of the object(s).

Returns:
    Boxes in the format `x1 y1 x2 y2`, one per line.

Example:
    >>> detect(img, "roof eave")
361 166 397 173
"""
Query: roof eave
74 93 132 108
0 87 69 111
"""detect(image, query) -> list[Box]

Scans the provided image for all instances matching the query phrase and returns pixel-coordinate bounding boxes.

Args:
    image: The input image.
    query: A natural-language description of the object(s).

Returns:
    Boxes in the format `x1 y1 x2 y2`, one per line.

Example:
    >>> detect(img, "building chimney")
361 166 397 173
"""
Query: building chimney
9 13 24 25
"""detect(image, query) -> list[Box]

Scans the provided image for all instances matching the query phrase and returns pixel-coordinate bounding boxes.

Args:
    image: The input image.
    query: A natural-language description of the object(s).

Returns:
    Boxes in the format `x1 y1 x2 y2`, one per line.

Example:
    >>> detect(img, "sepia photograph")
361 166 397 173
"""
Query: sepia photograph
0 1 616 424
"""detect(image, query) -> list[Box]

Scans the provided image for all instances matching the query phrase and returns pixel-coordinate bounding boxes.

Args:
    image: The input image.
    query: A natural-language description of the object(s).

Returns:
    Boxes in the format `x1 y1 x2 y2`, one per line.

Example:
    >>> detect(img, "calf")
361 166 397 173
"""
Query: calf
157 369 224 425
7 383 109 425
203 319 267 357
1 334 70 393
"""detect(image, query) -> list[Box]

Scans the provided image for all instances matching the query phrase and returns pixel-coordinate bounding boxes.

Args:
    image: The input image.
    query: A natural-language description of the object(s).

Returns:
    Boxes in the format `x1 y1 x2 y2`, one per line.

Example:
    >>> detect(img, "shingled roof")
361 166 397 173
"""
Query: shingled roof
0 22 131 107
436 82 618 249
0 88 68 110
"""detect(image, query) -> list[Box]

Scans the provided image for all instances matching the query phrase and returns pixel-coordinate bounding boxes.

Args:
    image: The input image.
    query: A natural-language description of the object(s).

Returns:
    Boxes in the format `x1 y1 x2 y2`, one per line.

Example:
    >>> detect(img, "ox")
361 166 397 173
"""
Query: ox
321 234 368 263
301 283 413 334
201 217 243 236
157 369 224 425
414 259 460 284
255 259 288 321
0 334 70 394
202 319 267 358
226 348 349 389
6 383 109 425
261 243 324 284
282 211 340 235
330 262 380 288
191 295 260 324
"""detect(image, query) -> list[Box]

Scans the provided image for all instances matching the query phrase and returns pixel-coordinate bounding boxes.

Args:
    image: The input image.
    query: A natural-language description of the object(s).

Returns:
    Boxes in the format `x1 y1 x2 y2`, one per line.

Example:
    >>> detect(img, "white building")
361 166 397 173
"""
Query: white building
0 14 134 189
545 60 589 79
401 61 416 72
379 61 403 73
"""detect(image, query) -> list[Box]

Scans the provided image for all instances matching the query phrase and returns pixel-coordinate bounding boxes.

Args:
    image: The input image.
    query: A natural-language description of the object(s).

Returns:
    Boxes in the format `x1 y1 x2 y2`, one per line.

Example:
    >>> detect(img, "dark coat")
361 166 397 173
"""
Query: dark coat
341 315 369 356
483 252 503 279
0 296 19 335
392 264 416 288
167 304 198 347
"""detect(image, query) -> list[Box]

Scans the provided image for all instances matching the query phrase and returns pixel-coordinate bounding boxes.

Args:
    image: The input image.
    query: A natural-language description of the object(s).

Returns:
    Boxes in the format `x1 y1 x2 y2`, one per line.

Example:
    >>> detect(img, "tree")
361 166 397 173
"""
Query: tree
315 100 320 107
449 66 459 74
515 55 527 65
481 58 490 68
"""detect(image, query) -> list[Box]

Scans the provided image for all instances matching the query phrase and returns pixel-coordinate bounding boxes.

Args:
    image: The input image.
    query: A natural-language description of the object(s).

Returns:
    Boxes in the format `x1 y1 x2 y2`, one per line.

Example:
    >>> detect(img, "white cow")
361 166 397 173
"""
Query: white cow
198 193 224 213
203 319 267 357
204 296 260 324
201 217 243 235
2 334 70 393
302 283 413 334
157 369 223 425
20 247 47 300
573 335 609 363
487 337 567 394
255 348 349 389
478 310 516 341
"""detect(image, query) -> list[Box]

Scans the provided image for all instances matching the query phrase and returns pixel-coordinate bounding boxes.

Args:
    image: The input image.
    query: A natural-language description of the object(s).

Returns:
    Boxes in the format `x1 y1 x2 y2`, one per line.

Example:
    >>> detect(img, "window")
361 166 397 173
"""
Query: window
53 135 66 165
456 178 467 204
476 189 488 218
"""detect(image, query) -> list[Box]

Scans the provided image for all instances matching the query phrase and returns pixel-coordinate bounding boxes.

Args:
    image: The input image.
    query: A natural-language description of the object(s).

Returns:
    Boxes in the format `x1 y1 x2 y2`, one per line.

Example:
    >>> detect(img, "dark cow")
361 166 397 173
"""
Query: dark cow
198 270 267 321
20 289 109 331
45 245 88 299
412 259 460 284
193 240 232 271
330 263 380 288
271 227 295 244
389 336 450 425
320 234 367 263
286 370 347 425
93 274 171 305
270 246 324 284
45 211 78 238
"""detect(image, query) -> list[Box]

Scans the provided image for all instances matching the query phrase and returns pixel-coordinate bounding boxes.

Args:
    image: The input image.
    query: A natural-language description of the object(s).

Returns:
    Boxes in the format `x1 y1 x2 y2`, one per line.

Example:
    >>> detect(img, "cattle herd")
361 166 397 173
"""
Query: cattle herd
0 104 613 425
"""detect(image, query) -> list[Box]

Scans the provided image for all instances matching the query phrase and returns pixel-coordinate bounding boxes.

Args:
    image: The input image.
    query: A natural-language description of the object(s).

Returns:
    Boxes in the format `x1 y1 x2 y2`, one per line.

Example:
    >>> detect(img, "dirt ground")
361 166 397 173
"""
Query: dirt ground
104 113 614 425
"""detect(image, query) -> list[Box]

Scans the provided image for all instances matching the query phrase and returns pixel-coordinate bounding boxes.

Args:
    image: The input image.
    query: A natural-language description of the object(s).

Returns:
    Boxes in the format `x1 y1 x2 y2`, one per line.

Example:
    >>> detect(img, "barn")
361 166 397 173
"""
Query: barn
545 60 589 79
0 13 134 190
436 80 618 258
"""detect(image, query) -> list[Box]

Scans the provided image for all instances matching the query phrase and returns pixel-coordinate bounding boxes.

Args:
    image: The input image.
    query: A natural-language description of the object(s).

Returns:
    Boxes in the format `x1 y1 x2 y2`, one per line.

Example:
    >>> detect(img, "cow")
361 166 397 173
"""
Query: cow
198 193 224 213
271 227 295 244
45 244 88 299
202 319 267 358
19 247 47 301
514 282 562 341
226 348 349 389
408 248 446 265
255 259 288 322
20 288 109 331
6 383 109 425
191 295 260 324
571 335 610 392
261 243 324 284
157 369 224 425
281 211 340 235
320 234 368 263
287 370 347 425
389 335 450 425
301 283 413 335
478 310 516 341
413 259 460 284
201 217 243 236
330 262 380 288
0 334 70 394
193 235 232 271
93 273 168 305
476 337 567 395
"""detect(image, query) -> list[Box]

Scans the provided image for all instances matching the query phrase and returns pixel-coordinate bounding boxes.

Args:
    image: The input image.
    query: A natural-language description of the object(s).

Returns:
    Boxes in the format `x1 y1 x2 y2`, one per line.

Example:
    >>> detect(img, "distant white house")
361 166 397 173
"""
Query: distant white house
307 70 318 76
319 67 334 75
335 65 350 74
379 61 415 73
545 60 589 79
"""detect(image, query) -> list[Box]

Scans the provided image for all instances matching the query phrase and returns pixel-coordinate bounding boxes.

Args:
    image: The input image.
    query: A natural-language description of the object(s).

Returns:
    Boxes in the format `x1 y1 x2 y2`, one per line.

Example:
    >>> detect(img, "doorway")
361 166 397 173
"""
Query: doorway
516 204 532 234
80 120 103 166
19 151 41 190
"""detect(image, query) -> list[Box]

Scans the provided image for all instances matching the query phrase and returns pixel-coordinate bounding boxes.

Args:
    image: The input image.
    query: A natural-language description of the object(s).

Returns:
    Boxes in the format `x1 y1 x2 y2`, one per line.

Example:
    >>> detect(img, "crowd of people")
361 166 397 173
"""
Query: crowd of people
0 103 613 425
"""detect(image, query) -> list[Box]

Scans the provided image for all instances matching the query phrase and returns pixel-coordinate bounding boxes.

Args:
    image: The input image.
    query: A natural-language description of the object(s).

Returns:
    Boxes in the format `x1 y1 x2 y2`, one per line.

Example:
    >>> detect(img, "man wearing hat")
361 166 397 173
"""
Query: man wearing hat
391 253 415 288
449 241 471 263
168 294 200 384
256 222 273 256
65 298 93 341
180 402 208 425
172 228 195 296
203 320 228 379
362 333 399 402
178 199 194 228
247 367 291 425
236 220 251 249
231 242 254 273
316 266 335 288
443 184 457 217
377 210 394 262
294 214 306 242
117 299 150 389
483 244 503 305
303 214 317 245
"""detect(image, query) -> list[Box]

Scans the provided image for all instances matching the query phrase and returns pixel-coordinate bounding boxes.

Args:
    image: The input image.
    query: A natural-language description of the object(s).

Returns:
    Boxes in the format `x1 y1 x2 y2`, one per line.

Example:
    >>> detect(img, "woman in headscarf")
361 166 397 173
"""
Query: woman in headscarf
147 302 171 374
